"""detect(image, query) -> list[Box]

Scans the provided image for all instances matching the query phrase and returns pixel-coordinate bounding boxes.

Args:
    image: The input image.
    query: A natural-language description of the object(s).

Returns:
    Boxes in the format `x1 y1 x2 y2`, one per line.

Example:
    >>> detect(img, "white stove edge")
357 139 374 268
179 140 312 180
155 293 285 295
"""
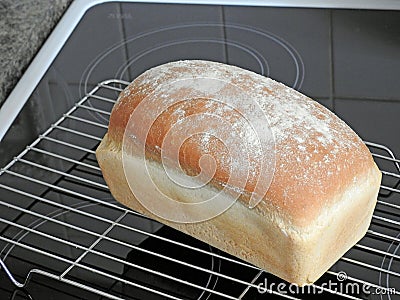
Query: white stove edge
1 0 400 142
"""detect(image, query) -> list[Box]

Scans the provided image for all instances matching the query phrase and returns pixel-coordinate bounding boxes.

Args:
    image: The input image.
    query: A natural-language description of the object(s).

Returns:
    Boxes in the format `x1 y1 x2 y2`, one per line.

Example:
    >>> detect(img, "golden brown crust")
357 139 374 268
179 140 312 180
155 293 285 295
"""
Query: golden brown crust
108 60 378 227
98 60 382 284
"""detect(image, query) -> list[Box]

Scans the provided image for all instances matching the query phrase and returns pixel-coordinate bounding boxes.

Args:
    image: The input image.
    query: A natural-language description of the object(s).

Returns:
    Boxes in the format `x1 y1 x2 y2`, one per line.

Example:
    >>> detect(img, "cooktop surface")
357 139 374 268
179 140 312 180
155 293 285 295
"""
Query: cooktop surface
1 2 400 163
0 2 399 300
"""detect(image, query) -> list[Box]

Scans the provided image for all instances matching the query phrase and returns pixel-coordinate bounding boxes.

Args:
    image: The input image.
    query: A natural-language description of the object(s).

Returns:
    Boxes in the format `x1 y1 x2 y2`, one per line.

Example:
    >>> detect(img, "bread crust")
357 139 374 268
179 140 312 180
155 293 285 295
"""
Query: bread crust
107 60 380 227
97 60 382 285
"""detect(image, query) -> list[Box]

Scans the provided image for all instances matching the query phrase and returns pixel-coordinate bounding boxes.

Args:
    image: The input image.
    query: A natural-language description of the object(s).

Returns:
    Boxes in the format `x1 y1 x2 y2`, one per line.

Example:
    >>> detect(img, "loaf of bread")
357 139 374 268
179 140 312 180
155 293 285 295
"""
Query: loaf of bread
96 60 381 286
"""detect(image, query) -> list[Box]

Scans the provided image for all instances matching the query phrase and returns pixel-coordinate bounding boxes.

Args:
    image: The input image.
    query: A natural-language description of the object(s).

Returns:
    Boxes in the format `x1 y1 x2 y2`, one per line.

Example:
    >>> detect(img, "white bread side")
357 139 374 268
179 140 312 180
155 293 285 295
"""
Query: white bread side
96 60 382 285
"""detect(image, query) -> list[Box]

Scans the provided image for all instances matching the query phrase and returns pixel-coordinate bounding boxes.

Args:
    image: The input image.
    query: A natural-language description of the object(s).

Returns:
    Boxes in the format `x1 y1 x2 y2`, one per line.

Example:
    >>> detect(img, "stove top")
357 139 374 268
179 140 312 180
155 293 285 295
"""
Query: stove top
0 1 399 299
2 2 400 162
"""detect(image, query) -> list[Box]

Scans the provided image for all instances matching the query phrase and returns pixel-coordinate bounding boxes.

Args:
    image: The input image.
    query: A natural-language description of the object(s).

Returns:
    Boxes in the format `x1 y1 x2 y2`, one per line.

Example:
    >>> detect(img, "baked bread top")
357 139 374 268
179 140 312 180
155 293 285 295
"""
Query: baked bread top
107 60 378 228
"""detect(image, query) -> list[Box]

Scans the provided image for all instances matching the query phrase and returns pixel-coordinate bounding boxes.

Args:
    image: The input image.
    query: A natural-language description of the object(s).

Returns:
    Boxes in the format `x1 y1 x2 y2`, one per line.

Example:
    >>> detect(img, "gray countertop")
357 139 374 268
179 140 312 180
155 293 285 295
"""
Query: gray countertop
0 0 72 107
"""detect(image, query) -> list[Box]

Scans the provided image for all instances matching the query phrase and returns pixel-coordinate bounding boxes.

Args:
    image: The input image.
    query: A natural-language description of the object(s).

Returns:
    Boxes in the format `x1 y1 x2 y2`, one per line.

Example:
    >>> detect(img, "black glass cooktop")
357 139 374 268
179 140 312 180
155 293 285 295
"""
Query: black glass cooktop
0 2 400 300
2 2 400 164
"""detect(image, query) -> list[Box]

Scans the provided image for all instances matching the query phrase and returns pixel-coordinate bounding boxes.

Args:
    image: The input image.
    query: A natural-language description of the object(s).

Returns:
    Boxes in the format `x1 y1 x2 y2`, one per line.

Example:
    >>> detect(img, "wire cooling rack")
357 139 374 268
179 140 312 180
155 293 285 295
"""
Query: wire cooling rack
0 80 399 300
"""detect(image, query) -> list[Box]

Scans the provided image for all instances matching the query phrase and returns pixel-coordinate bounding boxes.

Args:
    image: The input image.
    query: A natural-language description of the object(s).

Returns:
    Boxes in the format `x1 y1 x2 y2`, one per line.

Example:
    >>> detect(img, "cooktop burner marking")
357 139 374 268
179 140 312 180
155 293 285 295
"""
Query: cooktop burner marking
0 200 113 259
79 23 304 101
116 38 269 79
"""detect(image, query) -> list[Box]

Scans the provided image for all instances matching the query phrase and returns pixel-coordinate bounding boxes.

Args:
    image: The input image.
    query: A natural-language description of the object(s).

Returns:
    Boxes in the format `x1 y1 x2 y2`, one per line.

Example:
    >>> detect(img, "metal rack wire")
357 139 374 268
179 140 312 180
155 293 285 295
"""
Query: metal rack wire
0 80 399 299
